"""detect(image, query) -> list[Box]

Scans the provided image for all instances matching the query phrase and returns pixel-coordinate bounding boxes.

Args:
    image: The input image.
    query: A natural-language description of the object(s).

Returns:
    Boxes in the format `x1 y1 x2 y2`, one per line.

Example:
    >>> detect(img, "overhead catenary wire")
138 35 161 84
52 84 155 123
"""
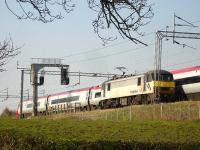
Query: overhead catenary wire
175 15 198 28
58 20 200 60
59 31 159 59
64 40 199 65
164 57 200 69
65 43 155 64
16 20 199 66
60 23 200 65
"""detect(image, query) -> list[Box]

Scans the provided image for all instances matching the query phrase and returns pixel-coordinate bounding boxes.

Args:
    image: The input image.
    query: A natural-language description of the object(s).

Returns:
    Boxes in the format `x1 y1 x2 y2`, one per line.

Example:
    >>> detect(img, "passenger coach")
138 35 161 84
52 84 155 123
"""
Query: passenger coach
171 66 200 100
16 86 101 118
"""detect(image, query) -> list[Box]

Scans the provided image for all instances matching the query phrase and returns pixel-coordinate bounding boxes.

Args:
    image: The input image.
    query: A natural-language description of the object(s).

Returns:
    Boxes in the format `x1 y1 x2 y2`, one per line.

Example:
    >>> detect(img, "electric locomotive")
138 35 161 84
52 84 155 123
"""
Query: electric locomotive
99 70 175 108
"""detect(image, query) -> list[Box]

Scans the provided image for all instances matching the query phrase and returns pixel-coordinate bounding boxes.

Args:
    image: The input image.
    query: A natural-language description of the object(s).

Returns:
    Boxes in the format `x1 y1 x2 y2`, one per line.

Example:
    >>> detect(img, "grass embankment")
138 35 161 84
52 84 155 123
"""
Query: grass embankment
0 117 200 149
48 101 200 121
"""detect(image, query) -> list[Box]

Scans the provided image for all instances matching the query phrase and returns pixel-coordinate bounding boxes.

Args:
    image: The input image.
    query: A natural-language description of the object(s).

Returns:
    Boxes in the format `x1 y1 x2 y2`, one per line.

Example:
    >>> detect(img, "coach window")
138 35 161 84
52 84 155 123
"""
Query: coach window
27 103 33 108
137 77 141 86
107 83 111 91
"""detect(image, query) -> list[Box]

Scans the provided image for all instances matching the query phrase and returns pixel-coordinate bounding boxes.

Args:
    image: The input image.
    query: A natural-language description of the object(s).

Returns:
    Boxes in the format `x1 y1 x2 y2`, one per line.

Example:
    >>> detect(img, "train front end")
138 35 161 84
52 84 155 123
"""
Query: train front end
145 70 175 102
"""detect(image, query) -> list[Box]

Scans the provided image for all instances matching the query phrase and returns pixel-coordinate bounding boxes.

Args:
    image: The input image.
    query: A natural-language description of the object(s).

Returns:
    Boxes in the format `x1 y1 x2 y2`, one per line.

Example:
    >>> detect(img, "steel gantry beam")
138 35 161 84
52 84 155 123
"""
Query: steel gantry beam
0 95 20 99
157 31 200 39
154 30 200 102
23 70 121 78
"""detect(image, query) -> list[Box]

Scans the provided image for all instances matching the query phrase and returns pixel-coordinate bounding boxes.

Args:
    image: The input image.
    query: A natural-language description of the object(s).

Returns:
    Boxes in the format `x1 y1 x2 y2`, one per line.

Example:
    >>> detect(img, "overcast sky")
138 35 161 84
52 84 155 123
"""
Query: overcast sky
0 0 200 113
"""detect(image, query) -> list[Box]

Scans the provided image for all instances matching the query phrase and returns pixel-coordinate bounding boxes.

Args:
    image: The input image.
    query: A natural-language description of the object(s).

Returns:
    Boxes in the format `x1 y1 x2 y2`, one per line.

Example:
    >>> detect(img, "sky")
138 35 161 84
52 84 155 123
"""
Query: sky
0 0 200 113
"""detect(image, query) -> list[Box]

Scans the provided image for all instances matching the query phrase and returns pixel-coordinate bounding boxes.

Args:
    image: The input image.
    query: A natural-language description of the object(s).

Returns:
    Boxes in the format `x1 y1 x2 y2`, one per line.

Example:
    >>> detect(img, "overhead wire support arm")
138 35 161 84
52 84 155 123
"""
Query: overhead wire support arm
154 30 200 102
174 14 198 28
157 30 200 39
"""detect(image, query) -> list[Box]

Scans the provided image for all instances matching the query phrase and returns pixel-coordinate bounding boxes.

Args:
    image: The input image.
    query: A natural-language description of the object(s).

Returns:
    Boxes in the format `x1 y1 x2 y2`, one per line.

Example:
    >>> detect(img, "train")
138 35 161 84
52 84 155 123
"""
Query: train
171 66 200 100
99 70 175 108
16 66 200 117
16 69 176 117
17 86 102 117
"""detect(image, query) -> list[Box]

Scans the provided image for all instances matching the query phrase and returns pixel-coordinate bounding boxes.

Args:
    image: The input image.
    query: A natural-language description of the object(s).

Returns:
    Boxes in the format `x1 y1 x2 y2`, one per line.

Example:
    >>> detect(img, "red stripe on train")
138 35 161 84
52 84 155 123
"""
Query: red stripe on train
23 85 101 102
171 66 200 75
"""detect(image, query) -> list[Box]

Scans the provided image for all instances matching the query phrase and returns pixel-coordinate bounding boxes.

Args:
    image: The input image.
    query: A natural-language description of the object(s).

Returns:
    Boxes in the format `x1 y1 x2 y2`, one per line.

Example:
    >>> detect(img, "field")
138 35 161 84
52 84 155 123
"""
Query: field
1 101 200 149
0 117 200 149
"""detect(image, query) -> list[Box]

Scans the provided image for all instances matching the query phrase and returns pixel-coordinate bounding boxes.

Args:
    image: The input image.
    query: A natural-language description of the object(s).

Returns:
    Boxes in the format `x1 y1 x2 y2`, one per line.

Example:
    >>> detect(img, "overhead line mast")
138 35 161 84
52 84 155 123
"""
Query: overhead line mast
154 14 200 102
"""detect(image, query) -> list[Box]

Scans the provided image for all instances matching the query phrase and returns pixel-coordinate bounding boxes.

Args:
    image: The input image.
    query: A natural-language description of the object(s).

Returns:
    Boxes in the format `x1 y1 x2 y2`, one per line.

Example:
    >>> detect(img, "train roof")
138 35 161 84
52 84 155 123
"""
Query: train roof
49 85 101 97
103 69 173 84
104 74 141 83
145 70 172 75
170 66 200 75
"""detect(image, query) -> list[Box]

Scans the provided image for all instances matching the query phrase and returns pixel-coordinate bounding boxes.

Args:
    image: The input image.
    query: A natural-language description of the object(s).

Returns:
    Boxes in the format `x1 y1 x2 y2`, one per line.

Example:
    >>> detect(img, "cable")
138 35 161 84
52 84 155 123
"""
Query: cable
60 20 199 64
192 20 200 24
65 43 155 64
60 40 129 58
63 19 199 60
164 58 200 68
59 31 158 59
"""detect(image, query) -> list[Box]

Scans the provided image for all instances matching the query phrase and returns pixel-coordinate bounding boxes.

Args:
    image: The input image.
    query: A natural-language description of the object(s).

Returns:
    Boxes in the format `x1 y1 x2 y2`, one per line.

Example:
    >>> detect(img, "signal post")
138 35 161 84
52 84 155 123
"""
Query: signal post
31 58 69 116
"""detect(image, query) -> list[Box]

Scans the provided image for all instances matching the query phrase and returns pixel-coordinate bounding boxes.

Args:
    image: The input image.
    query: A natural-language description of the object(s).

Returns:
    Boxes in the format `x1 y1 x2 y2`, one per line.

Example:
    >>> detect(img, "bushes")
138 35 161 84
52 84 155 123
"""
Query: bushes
0 132 200 150
0 107 15 118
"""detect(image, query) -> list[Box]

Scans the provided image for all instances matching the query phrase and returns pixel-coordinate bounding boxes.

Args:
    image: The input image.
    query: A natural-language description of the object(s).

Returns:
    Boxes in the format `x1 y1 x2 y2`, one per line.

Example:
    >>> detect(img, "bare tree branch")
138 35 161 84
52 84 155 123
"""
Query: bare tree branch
5 0 75 23
88 0 154 45
5 0 153 45
0 36 21 72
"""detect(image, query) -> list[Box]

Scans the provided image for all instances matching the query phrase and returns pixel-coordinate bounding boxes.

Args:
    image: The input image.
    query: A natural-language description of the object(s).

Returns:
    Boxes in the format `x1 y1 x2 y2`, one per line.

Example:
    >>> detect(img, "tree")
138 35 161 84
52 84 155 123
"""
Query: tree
5 0 153 45
0 37 20 72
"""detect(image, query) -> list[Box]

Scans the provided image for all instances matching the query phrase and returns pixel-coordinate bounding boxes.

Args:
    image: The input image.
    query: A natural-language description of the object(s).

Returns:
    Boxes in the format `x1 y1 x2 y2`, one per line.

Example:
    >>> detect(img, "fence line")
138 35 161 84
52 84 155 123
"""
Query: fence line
46 101 200 121
199 102 200 119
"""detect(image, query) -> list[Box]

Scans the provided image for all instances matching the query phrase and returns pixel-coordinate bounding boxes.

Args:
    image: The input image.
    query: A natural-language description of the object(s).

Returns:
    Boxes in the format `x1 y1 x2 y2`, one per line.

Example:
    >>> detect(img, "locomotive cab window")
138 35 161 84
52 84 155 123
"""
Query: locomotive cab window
146 75 149 82
95 92 101 98
137 77 141 86
146 74 152 82
151 72 173 81
107 83 111 91
160 74 173 81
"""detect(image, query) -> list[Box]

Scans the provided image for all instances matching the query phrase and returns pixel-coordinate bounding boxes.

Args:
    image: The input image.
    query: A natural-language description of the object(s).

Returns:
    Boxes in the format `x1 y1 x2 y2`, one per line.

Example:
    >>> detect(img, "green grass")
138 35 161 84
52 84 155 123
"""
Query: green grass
46 101 200 122
0 117 200 149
